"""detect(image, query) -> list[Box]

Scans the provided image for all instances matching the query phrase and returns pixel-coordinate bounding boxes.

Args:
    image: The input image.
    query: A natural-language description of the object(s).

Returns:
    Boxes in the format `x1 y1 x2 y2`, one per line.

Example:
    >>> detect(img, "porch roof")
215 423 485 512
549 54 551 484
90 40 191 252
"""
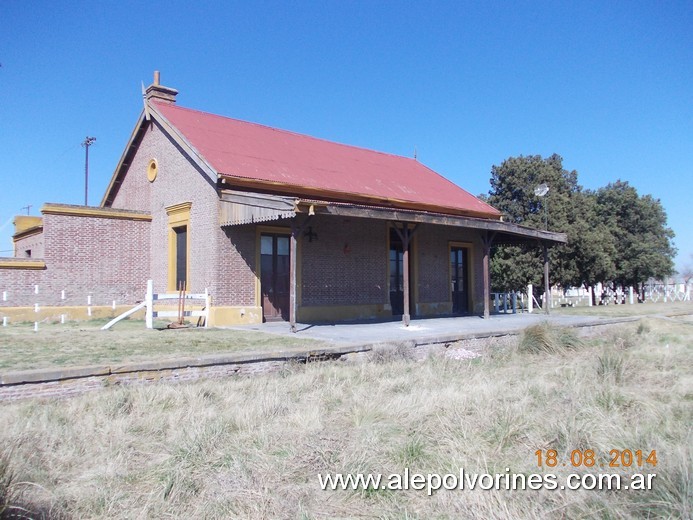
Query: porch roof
296 199 567 245
218 189 566 245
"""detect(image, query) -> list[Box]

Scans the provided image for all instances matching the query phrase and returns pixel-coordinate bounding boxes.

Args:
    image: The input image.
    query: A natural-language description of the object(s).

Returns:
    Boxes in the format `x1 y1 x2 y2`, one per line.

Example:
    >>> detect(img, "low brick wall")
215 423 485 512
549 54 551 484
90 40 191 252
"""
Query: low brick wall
0 319 642 402
0 346 366 402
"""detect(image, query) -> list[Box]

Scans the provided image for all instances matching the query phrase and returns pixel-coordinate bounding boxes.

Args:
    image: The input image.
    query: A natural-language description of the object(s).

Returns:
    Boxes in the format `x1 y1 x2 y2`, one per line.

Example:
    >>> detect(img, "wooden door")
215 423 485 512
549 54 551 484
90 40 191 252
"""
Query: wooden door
260 234 290 321
451 246 469 314
389 244 404 315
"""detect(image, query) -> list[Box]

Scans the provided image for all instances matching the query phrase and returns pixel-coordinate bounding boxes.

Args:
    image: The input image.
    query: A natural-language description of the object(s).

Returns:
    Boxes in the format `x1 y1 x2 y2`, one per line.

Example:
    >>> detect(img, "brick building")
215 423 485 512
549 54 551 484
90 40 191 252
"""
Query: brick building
1 73 566 327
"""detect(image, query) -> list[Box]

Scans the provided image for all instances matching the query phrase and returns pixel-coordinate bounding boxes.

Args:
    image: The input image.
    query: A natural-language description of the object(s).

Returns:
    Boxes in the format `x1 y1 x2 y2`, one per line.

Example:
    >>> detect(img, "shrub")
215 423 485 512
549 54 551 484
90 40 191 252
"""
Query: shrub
597 349 625 383
518 323 584 354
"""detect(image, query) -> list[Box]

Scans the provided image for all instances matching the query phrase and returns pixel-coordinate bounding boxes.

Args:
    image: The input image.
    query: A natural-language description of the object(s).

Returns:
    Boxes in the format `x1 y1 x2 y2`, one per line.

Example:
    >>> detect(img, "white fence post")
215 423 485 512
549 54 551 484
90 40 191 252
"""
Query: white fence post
527 284 533 313
204 288 210 328
2 290 6 327
145 279 154 329
34 300 39 332
629 286 634 305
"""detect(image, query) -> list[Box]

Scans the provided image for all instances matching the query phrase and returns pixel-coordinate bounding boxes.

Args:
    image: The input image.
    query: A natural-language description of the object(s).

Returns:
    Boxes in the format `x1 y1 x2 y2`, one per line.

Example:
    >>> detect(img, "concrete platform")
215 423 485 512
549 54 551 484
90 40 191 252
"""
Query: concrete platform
230 312 640 346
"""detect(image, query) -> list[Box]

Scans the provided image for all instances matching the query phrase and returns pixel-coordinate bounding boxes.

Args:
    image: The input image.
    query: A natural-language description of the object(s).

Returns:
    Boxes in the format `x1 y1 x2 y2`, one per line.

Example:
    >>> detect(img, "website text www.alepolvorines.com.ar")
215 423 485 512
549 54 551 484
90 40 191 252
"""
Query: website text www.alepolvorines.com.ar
318 468 657 496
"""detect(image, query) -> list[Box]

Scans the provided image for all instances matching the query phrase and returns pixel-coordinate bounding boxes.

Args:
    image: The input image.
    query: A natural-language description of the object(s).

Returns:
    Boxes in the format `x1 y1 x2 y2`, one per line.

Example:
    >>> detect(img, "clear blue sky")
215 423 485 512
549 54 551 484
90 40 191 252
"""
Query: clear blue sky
1 1 691 270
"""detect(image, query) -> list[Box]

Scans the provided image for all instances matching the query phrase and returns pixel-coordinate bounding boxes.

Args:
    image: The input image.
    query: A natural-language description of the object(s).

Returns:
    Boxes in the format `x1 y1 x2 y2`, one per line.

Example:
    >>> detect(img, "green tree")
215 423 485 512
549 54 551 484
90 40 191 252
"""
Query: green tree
487 154 581 293
563 190 617 303
595 180 676 295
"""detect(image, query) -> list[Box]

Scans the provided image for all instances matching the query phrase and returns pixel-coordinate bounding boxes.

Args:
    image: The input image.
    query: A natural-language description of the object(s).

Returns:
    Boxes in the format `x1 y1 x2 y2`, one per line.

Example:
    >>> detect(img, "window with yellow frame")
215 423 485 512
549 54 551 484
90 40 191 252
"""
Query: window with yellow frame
166 202 191 291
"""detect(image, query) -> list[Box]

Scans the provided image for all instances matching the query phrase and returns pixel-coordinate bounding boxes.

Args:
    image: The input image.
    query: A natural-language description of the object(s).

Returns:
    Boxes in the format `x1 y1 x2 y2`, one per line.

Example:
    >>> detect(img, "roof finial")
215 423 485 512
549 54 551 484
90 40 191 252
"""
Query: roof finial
414 146 417 160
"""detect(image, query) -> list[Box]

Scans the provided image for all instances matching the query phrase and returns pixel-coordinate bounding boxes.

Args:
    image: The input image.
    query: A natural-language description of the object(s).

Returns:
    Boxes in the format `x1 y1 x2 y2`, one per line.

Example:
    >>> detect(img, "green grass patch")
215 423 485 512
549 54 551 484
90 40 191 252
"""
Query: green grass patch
0 319 327 371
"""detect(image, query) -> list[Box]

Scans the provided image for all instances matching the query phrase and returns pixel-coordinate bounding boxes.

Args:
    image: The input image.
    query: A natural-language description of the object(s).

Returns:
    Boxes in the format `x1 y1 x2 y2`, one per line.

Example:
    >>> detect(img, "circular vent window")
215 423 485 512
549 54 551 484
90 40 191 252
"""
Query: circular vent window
147 159 158 182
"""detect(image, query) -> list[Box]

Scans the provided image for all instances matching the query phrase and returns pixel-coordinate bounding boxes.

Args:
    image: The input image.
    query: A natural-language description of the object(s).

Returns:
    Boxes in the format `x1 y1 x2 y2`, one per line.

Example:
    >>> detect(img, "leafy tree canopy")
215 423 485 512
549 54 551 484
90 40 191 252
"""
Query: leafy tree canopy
486 157 675 294
595 180 676 287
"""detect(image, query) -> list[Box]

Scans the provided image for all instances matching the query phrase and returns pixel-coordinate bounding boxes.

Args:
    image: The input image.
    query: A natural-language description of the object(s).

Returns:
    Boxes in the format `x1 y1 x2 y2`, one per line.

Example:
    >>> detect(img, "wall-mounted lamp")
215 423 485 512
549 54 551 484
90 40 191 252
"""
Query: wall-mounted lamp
304 226 318 242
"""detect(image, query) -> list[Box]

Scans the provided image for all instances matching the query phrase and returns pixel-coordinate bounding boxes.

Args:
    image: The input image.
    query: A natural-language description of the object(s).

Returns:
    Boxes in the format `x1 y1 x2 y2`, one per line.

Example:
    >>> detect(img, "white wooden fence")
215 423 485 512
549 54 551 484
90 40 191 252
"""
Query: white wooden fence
1 285 119 330
2 280 211 330
493 281 691 314
144 280 210 329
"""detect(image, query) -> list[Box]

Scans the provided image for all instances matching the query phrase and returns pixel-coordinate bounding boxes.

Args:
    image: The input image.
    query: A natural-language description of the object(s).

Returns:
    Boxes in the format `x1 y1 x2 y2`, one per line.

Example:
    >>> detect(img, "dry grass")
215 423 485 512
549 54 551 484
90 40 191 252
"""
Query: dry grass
518 323 584 354
0 319 327 371
0 317 691 519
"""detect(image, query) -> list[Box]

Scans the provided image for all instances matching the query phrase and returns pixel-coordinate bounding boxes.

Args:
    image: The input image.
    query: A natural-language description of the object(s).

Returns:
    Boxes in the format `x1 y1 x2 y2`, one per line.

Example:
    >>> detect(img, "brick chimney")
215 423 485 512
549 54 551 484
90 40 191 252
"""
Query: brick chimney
145 71 178 104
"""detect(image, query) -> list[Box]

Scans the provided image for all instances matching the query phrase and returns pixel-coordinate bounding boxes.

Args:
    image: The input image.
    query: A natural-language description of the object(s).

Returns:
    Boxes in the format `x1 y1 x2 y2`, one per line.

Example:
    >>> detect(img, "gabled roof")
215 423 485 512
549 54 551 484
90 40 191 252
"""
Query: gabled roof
148 101 501 219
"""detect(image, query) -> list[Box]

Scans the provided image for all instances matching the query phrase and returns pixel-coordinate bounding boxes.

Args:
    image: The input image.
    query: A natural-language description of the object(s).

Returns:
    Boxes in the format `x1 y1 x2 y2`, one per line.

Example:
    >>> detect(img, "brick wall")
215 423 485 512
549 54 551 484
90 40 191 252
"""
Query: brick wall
215 224 258 306
0 265 46 306
300 216 388 307
41 212 150 305
0 210 150 307
13 231 45 258
416 224 484 311
111 122 220 298
298 217 485 314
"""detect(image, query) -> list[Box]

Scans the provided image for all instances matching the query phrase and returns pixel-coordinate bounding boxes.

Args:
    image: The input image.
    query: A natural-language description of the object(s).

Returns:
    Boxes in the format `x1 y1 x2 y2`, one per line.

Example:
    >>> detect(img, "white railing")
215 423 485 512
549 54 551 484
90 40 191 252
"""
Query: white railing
144 280 210 329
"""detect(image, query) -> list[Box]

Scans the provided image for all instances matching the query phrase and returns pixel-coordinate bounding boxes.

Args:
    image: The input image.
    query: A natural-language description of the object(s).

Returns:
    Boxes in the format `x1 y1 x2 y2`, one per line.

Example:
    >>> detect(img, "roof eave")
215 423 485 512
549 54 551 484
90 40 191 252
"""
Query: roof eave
219 174 502 221
147 101 218 182
101 100 220 208
302 202 567 245
101 111 147 207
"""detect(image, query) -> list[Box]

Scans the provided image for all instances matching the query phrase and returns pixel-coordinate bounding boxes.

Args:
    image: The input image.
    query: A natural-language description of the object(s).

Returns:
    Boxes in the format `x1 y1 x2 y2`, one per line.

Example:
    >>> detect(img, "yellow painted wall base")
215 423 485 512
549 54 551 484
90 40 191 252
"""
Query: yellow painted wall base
209 306 263 326
298 303 392 323
0 305 145 323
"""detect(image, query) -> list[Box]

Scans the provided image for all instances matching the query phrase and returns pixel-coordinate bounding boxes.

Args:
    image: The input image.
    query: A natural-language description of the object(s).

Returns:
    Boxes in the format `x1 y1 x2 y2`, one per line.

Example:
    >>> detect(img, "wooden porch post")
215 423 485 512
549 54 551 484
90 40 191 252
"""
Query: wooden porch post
543 243 550 315
391 222 420 327
482 233 491 319
288 216 312 333
289 225 298 332
402 223 411 327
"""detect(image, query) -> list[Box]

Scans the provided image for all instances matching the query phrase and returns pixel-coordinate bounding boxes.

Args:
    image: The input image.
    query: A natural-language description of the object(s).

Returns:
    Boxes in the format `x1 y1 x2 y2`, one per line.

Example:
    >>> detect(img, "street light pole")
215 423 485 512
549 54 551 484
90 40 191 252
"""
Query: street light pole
534 183 549 230
82 136 96 206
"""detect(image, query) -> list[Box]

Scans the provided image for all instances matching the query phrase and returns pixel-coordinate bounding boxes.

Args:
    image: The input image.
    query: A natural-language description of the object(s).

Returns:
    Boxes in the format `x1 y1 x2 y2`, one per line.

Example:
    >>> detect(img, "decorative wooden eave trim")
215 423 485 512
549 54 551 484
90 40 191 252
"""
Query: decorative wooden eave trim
147 102 219 183
41 204 152 222
218 190 296 226
0 258 46 270
12 226 43 242
219 174 502 221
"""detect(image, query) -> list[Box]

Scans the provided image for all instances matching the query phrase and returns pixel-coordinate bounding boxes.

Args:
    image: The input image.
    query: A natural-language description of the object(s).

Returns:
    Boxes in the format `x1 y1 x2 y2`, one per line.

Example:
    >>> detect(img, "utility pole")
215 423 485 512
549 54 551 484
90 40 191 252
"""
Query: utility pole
82 136 96 206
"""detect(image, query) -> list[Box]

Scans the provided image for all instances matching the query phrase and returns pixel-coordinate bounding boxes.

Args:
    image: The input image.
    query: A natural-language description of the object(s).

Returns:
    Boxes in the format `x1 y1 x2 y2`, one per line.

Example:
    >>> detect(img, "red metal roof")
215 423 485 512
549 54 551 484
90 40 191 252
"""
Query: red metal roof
152 101 501 218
